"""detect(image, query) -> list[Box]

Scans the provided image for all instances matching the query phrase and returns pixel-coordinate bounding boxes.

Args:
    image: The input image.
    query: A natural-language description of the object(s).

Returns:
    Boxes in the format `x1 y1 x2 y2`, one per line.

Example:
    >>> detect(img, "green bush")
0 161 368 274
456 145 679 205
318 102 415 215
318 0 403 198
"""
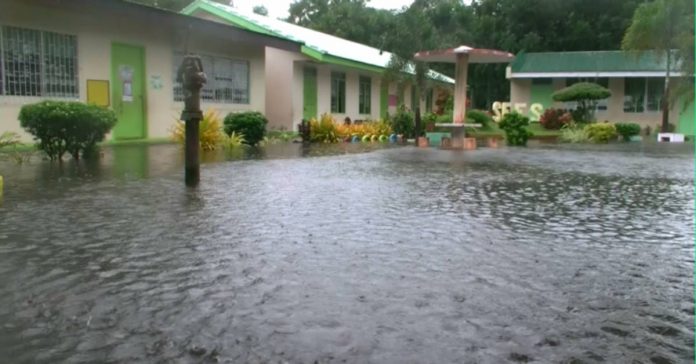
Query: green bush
615 123 641 141
423 112 438 132
223 111 268 146
498 112 532 146
585 122 617 143
18 101 117 161
390 105 414 138
552 82 611 122
466 109 493 129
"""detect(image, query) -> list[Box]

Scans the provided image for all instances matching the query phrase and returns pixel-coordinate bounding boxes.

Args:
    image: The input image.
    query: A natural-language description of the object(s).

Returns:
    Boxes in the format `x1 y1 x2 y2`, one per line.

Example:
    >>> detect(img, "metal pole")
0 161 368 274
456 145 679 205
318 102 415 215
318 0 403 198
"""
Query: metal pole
177 54 207 187
185 117 200 187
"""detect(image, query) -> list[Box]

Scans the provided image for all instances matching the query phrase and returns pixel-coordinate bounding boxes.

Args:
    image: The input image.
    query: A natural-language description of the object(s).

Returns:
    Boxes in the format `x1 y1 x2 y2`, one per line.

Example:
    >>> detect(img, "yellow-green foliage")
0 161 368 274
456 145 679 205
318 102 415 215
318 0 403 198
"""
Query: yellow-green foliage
171 110 225 151
309 113 341 143
585 122 617 143
224 131 246 148
315 115 393 143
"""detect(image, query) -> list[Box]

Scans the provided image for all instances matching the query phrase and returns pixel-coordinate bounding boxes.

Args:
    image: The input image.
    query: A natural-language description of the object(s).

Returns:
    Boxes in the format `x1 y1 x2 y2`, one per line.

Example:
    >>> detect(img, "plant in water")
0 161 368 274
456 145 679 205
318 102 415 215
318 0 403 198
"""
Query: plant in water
0 132 20 149
18 101 117 161
223 111 268 146
615 123 641 141
225 131 246 148
390 105 414 138
585 122 617 143
559 123 590 143
171 109 225 151
498 112 532 146
310 113 340 143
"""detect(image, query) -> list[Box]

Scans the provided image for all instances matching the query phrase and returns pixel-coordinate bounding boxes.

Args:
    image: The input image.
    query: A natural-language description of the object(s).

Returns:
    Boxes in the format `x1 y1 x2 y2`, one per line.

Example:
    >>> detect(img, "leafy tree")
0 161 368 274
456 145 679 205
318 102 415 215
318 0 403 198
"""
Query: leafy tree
253 5 268 16
552 82 611 122
622 0 694 132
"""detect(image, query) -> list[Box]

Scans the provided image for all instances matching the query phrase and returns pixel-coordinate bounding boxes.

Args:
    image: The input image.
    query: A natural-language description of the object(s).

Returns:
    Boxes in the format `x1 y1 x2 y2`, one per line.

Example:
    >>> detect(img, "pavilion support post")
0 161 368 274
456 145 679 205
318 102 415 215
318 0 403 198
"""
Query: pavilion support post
453 53 469 125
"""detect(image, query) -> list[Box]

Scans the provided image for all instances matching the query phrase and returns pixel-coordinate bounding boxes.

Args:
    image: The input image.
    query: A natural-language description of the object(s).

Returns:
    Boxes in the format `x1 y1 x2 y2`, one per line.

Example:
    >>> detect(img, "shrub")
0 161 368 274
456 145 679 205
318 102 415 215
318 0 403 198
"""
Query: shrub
171 109 225 151
223 111 268 146
615 123 641 141
423 112 438 132
19 101 117 161
559 124 590 143
498 112 532 146
0 132 20 150
466 109 493 129
390 105 414 138
224 131 246 148
539 108 573 130
309 113 340 143
584 122 617 143
552 82 611 122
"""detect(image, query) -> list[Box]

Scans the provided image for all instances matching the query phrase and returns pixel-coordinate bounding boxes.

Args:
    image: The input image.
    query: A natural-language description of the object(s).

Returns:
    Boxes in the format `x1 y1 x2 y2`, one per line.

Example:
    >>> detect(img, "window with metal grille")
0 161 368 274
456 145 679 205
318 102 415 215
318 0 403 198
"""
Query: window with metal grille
359 75 371 114
173 52 249 104
331 71 345 113
0 26 78 97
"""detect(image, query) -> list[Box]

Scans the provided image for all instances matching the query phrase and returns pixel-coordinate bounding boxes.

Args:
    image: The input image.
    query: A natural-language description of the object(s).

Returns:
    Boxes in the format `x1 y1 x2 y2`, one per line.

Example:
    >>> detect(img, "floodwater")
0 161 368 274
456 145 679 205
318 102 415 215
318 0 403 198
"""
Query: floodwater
0 142 693 363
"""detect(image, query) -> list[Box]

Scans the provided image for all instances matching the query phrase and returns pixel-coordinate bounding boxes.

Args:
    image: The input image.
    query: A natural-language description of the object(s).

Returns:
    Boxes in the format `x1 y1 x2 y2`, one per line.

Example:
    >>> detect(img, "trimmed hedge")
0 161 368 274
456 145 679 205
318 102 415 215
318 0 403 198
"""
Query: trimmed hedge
223 111 268 146
19 101 117 160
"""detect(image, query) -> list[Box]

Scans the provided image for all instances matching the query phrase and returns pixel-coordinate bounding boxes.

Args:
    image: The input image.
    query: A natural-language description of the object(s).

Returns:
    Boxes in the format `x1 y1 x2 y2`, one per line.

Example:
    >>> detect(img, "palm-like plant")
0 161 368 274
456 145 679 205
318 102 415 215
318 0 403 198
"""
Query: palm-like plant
622 0 694 132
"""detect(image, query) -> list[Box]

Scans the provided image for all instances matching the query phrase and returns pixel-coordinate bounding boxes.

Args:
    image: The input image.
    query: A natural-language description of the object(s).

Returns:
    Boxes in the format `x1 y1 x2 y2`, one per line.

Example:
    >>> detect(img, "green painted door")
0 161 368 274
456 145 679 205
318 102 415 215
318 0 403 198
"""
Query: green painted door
303 67 317 121
677 98 695 136
111 43 146 140
380 82 388 118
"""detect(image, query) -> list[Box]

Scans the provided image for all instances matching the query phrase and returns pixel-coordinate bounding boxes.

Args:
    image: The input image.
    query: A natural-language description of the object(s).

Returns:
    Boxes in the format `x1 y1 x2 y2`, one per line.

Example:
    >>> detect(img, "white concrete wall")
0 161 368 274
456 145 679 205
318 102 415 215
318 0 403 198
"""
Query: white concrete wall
313 64 383 122
0 0 266 141
265 47 308 131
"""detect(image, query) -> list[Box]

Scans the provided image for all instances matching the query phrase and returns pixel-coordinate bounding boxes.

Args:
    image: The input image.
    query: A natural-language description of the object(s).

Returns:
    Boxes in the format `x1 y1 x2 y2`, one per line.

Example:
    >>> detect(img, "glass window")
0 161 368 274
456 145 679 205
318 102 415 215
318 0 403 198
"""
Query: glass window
1 26 78 97
624 78 646 113
359 75 371 114
173 52 249 104
331 71 345 113
532 78 552 85
646 78 664 112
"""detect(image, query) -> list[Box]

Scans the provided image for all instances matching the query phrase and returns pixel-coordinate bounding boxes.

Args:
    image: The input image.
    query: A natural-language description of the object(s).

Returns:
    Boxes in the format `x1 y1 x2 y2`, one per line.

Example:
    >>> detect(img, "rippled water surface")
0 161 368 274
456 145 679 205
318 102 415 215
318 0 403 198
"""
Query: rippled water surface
0 142 693 363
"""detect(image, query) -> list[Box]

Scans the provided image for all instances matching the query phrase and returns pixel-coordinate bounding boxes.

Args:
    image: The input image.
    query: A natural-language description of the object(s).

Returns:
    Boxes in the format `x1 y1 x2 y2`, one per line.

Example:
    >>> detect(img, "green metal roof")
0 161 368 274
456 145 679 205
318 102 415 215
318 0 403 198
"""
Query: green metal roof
510 50 674 74
181 0 454 84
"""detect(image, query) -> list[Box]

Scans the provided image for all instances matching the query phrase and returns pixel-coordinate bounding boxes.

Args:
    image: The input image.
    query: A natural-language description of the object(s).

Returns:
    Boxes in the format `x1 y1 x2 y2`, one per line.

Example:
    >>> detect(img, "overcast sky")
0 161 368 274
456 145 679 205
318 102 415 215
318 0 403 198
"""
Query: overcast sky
235 0 416 19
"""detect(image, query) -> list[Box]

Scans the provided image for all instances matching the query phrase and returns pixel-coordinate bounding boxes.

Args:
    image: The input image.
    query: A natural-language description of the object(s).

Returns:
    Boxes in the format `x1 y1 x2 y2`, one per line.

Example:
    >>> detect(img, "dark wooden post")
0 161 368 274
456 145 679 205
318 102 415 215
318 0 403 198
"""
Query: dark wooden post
177 55 207 187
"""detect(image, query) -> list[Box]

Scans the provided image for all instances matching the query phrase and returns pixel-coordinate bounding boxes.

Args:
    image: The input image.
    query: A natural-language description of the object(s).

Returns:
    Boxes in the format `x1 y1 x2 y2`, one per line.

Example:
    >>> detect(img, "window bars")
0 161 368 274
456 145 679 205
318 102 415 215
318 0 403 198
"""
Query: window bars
0 26 78 98
173 51 250 104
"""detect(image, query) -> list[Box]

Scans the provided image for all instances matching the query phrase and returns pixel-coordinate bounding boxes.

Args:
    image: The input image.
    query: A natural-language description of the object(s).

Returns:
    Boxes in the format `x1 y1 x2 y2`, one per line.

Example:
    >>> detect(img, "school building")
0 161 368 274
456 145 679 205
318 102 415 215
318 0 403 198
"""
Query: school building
508 51 694 135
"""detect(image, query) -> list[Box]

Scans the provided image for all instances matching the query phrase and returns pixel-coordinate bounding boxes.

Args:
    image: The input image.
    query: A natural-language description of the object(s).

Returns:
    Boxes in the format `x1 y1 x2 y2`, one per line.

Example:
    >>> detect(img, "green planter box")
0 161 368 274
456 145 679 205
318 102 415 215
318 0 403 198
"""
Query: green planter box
425 132 451 147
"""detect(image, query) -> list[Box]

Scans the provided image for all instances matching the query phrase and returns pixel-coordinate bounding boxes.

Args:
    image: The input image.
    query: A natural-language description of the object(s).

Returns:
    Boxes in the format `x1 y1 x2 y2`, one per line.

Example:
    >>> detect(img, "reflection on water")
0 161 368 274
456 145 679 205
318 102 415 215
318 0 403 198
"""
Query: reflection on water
0 142 693 363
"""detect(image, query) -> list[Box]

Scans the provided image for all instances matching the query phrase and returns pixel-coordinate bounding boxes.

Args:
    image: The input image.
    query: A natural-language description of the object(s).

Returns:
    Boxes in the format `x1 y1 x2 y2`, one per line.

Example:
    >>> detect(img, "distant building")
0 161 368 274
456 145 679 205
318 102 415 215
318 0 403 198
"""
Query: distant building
182 0 454 131
507 51 694 135
0 0 302 142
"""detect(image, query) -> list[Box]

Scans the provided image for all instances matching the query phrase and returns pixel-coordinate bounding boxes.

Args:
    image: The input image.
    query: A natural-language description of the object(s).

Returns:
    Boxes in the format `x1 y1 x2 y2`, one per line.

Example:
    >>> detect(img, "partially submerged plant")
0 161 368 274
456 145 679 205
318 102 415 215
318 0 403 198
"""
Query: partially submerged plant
171 109 225 151
498 112 532 146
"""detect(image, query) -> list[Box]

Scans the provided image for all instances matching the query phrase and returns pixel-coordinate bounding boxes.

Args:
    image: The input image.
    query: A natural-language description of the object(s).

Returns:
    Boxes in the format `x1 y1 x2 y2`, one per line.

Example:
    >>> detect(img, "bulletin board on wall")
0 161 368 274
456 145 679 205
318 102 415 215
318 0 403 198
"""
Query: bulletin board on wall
86 80 110 107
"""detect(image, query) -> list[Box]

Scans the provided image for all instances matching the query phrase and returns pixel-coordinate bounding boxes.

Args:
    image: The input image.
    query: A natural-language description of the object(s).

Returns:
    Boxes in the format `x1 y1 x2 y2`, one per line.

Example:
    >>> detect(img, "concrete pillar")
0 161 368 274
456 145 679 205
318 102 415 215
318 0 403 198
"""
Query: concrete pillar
453 53 469 124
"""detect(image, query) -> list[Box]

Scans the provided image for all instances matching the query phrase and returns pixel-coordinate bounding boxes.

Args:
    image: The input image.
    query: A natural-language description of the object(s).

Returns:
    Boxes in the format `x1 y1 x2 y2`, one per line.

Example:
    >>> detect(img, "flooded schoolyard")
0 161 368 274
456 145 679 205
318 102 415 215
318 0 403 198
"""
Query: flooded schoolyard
0 142 693 363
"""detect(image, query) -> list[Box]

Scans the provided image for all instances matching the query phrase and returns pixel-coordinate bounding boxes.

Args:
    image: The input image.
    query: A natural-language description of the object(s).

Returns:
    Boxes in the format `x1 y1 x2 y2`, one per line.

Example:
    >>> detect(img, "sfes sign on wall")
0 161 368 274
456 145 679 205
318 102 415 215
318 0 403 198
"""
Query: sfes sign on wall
492 102 544 121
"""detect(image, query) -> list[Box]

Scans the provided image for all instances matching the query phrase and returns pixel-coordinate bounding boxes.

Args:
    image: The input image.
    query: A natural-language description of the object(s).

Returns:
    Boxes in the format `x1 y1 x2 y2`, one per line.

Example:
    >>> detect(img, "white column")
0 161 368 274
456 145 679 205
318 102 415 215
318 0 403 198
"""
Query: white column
453 53 469 124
